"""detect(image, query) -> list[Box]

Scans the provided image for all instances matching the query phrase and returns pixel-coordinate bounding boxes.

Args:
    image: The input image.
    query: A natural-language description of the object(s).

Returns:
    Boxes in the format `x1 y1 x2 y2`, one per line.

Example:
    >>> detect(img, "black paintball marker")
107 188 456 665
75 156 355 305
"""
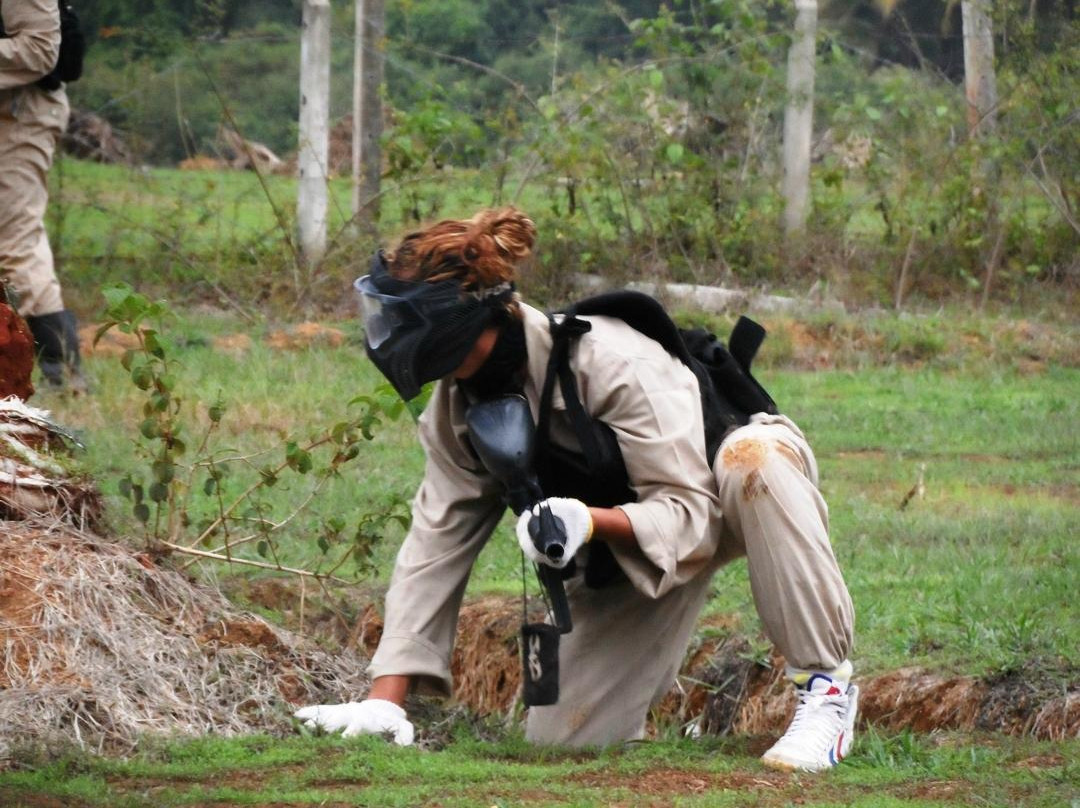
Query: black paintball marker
465 394 572 706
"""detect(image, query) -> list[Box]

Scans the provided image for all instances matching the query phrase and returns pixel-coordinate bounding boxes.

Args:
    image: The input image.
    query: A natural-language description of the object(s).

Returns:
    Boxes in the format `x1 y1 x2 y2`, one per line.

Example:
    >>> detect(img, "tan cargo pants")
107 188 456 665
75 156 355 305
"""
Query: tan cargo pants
0 85 69 318
525 413 855 746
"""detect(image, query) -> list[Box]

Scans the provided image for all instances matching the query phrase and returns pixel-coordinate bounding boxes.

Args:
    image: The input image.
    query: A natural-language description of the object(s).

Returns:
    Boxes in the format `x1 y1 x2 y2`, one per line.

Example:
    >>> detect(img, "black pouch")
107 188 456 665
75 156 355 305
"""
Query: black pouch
521 622 560 706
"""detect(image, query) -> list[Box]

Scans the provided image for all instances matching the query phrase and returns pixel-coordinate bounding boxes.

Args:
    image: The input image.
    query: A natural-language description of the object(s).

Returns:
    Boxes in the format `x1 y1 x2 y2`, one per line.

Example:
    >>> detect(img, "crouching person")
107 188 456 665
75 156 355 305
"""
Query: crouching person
295 208 857 772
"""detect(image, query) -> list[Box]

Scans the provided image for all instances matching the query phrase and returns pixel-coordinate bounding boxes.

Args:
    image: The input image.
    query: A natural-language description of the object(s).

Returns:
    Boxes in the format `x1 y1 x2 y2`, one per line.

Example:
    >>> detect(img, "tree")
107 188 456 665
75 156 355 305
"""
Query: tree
961 0 999 138
298 0 331 264
782 0 818 236
353 0 385 235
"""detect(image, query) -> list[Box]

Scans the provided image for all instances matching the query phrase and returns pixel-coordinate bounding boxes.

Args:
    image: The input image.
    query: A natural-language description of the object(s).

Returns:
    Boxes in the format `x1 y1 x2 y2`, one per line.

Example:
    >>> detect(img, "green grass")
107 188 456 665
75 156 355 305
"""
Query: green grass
2 730 1077 806
41 305 1079 682
13 156 1078 805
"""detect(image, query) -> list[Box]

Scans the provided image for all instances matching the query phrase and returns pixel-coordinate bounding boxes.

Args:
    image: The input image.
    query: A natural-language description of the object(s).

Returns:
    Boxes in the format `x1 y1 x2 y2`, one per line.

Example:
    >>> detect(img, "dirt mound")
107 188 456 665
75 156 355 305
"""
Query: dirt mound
345 595 1077 740
0 524 370 761
62 109 131 165
0 304 34 401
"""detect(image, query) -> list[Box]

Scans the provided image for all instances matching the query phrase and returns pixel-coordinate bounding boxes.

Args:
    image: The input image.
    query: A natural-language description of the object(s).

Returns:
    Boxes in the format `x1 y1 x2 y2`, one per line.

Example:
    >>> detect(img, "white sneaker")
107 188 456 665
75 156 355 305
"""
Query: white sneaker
761 673 858 772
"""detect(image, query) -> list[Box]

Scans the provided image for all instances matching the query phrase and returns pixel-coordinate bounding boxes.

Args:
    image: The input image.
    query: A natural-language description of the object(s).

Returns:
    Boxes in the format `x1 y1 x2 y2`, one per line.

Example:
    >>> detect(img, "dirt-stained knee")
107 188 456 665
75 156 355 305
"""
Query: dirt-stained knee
720 439 770 501
720 438 767 472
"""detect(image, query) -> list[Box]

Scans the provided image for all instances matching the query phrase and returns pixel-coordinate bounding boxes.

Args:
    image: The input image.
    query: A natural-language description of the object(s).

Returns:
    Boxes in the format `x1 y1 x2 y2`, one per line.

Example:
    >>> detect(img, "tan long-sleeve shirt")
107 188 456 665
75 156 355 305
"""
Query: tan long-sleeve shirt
0 0 60 89
368 303 723 695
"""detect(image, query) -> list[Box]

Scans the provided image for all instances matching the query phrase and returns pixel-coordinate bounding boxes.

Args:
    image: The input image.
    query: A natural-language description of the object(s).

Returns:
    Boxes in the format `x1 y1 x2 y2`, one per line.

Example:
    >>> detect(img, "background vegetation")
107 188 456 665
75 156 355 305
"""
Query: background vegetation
4 2 1077 805
57 0 1077 311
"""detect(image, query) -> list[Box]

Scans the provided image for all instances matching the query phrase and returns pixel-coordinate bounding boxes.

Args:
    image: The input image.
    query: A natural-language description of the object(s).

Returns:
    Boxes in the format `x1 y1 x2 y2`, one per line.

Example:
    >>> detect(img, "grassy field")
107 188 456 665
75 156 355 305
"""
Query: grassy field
4 159 1077 806
2 730 1077 807
41 303 1078 681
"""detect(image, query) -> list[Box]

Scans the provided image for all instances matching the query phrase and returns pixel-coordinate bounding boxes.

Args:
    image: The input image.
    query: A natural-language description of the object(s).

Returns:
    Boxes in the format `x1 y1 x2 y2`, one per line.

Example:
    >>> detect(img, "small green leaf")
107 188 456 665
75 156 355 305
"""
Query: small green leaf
865 107 882 121
143 331 165 358
93 322 117 347
101 283 135 310
152 459 174 484
256 541 269 558
208 397 225 424
286 442 313 474
317 536 330 554
148 482 168 503
665 142 685 163
131 365 153 390
203 476 218 496
133 503 150 523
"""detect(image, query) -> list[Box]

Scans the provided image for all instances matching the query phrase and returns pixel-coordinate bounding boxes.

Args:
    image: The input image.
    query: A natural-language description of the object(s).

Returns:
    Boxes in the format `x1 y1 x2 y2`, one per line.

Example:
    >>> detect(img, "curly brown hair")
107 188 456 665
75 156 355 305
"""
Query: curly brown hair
386 208 537 293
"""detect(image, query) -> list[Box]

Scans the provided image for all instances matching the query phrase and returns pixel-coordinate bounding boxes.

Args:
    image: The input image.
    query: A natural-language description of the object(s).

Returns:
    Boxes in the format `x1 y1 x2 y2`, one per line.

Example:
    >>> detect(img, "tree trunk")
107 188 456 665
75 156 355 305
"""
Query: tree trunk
298 0 331 265
781 0 818 237
352 0 385 236
961 0 999 138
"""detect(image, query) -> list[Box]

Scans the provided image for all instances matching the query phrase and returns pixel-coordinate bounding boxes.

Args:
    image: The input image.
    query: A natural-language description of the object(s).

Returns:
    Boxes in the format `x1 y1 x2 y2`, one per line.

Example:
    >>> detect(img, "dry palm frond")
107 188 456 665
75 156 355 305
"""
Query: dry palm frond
0 397 101 530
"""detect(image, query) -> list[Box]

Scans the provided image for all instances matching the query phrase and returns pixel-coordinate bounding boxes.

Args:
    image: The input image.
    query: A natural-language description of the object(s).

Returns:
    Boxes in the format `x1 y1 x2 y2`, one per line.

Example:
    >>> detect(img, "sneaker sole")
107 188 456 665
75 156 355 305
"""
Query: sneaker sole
761 755 833 773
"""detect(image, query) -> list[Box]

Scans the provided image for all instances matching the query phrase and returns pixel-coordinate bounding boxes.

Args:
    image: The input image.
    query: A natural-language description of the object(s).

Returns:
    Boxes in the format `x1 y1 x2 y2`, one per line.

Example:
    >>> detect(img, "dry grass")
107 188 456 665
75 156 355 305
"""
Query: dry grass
0 522 370 761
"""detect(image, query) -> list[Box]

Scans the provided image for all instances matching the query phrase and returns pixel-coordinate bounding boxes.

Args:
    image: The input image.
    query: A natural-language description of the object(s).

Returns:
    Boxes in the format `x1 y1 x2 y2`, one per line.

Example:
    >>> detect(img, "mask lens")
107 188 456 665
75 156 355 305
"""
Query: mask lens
355 274 421 349
359 293 394 348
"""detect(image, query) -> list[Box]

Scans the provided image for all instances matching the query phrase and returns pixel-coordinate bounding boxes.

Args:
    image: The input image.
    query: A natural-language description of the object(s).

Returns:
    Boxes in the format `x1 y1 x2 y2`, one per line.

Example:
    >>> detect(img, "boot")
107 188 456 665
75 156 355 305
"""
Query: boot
25 310 85 392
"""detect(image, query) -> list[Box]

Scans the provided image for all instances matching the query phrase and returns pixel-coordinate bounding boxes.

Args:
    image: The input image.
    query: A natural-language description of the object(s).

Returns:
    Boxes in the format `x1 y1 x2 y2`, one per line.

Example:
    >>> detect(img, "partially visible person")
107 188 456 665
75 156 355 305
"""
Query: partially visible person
0 0 84 392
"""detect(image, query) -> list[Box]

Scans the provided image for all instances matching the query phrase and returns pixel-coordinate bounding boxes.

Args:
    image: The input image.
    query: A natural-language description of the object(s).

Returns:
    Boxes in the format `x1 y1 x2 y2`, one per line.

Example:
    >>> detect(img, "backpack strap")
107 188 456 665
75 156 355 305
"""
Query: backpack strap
535 313 592 457
534 312 628 590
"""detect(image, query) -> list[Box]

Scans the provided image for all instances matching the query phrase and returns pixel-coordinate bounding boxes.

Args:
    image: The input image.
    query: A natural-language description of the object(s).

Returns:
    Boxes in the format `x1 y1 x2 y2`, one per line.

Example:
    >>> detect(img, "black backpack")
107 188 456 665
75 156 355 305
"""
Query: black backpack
38 1 86 90
532 291 778 589
0 1 86 90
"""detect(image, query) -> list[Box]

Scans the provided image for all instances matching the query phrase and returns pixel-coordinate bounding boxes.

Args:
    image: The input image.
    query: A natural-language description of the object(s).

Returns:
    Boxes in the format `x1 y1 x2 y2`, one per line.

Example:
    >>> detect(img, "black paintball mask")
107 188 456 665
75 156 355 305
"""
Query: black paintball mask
354 251 516 401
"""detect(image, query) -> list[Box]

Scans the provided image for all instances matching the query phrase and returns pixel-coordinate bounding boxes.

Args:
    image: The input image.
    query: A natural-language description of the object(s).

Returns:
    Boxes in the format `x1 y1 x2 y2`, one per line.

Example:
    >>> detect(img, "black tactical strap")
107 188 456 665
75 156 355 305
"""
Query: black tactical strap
535 314 592 458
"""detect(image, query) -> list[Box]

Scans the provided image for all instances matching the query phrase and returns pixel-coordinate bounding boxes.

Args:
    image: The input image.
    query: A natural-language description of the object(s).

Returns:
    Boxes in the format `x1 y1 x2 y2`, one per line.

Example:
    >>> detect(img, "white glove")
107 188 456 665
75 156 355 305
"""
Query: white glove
293 699 415 746
515 497 593 570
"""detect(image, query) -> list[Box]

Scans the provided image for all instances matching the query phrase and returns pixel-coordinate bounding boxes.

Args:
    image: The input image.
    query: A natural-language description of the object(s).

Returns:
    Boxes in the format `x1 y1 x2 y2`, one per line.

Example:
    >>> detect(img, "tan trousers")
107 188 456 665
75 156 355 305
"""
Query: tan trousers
0 85 68 318
526 414 855 746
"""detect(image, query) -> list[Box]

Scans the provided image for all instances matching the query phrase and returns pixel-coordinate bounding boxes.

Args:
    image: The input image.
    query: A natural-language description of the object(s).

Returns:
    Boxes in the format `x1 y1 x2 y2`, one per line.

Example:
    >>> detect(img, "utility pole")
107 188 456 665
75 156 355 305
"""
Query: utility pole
961 0 999 138
298 0 331 264
961 1 1002 308
352 0 385 235
781 0 818 237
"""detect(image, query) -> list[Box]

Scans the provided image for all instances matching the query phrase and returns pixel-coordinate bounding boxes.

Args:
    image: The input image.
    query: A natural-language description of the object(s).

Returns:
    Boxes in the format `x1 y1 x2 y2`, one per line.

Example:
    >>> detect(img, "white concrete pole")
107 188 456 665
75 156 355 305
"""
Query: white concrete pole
352 0 384 234
298 0 331 263
961 0 999 138
781 0 818 236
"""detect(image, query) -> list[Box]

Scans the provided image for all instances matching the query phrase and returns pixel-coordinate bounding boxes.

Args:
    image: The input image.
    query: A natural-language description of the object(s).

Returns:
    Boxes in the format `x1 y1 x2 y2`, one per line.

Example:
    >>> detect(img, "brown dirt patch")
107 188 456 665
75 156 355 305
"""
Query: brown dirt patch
213 333 253 356
178 155 227 171
78 324 140 358
266 323 346 351
859 668 987 733
572 768 789 798
0 787 91 808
